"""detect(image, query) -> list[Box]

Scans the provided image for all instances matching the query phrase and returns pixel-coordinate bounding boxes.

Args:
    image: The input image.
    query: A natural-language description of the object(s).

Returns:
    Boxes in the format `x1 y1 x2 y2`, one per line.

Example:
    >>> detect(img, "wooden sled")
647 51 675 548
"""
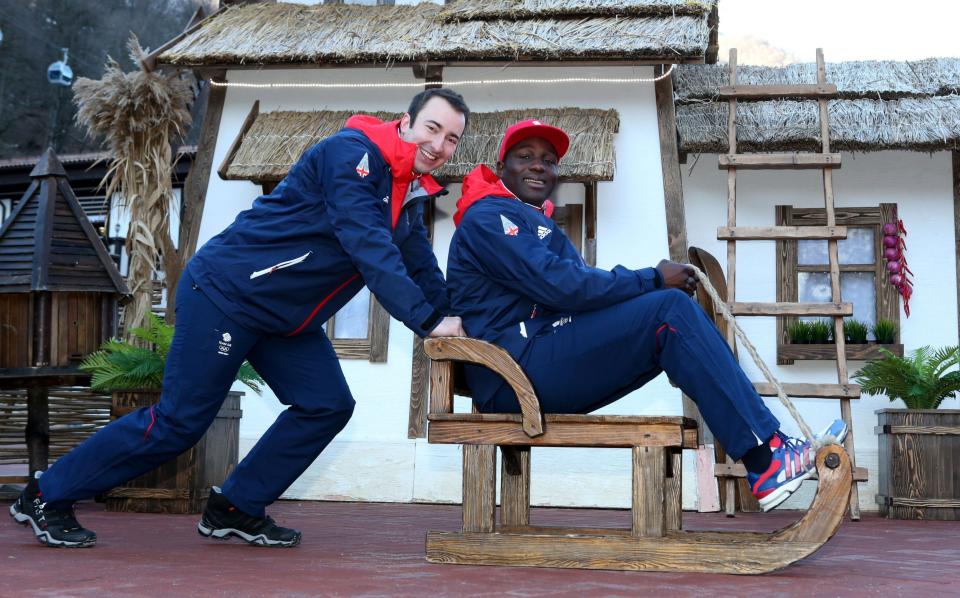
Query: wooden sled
423 337 852 575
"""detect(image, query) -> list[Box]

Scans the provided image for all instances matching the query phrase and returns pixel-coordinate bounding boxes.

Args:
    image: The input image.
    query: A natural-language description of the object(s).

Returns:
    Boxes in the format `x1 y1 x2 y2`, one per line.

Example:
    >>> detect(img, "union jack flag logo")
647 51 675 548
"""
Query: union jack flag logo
355 153 370 178
501 214 519 236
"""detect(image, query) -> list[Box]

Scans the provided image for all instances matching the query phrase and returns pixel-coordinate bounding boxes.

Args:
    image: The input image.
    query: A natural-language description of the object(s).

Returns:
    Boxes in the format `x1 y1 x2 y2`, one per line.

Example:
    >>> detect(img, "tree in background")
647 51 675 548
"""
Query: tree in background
74 36 194 336
0 0 215 158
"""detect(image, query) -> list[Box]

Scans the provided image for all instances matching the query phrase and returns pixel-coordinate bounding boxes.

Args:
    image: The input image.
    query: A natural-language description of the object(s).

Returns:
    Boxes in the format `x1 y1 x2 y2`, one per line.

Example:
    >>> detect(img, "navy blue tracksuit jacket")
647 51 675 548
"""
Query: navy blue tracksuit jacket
39 117 453 516
446 165 780 460
190 115 449 337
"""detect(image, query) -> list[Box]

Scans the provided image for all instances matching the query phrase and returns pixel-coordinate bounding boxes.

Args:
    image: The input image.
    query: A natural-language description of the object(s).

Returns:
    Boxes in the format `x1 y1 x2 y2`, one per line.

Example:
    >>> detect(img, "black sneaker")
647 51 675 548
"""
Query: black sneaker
9 475 96 548
197 487 301 547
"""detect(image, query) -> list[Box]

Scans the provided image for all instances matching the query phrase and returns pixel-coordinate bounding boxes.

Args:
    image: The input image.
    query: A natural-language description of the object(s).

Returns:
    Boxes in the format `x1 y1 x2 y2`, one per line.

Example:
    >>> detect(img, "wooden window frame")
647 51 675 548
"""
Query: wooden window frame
260 181 389 362
776 203 904 364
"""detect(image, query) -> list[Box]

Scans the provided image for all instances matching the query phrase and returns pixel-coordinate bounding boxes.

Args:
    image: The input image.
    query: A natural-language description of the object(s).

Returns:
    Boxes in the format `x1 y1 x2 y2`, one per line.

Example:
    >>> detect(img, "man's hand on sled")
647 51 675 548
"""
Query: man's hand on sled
429 316 466 338
656 260 698 296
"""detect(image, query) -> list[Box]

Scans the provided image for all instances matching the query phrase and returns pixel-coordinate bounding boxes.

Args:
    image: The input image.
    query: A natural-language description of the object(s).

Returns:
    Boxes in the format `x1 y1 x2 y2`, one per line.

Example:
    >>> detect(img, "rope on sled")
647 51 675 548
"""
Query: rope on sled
689 265 840 448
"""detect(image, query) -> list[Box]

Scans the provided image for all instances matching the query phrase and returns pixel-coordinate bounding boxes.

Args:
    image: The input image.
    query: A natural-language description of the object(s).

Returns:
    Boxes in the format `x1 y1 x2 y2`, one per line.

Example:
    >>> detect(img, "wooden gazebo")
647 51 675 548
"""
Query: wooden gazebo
0 148 128 478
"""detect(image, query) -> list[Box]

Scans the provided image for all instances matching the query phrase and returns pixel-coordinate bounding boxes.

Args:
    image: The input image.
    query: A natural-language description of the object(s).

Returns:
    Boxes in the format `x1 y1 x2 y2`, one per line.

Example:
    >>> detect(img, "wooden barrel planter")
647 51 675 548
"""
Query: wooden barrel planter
876 409 960 520
104 390 243 514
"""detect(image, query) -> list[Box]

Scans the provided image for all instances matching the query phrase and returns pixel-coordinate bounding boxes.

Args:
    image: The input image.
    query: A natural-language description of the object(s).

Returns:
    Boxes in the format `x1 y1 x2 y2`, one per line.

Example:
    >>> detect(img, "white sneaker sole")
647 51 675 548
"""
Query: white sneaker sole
197 520 300 547
758 426 848 512
8 502 96 548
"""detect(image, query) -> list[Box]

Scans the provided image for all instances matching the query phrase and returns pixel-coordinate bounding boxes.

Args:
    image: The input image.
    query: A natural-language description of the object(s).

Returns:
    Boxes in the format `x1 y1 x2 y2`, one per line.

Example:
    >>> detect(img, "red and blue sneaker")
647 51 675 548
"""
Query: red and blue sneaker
747 419 848 511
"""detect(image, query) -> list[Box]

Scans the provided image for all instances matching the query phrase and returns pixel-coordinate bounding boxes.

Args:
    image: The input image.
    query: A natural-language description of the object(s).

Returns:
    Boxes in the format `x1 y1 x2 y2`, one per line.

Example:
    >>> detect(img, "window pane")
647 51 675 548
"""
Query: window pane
840 272 877 331
839 228 874 264
334 287 370 339
797 272 876 329
798 227 874 265
798 272 832 306
798 241 829 266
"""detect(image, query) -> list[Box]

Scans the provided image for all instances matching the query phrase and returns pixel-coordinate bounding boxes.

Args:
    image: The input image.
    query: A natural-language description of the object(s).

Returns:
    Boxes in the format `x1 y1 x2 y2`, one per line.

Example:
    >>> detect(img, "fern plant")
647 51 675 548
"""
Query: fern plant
80 312 263 394
854 345 960 409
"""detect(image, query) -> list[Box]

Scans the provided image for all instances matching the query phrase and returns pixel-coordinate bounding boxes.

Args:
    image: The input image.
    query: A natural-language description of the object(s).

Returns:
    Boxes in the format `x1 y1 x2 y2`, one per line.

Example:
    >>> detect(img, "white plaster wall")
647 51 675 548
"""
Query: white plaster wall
683 150 960 511
201 65 692 509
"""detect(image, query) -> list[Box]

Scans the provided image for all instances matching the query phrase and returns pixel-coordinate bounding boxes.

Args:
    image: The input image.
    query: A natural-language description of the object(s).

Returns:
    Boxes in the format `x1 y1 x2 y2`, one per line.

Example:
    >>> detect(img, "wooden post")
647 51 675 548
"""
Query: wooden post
583 182 597 266
171 71 227 320
26 386 49 476
428 360 453 414
953 152 960 348
408 337 429 438
462 444 496 532
499 446 530 528
632 446 666 537
665 450 682 530
723 49 739 517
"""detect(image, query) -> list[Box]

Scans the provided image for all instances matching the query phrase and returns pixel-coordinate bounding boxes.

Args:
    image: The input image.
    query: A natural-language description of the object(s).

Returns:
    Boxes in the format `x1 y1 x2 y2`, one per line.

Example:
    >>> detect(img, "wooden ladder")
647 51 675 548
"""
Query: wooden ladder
715 48 864 520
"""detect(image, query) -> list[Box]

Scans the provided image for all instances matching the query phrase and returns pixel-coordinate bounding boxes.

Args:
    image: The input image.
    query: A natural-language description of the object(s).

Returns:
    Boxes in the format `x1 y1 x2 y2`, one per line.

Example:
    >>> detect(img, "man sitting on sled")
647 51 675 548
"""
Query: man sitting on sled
445 119 846 510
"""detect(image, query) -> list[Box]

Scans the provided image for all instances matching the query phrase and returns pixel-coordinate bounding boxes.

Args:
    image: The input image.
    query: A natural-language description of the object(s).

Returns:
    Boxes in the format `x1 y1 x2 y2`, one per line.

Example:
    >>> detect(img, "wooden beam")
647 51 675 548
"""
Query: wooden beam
26 387 49 476
954 151 960 348
217 100 259 181
719 153 842 170
632 446 666 537
583 182 597 266
428 417 697 449
499 446 530 528
183 57 710 77
717 84 837 99
462 444 496 533
141 6 223 72
726 302 852 317
407 337 429 439
178 72 227 264
717 225 847 240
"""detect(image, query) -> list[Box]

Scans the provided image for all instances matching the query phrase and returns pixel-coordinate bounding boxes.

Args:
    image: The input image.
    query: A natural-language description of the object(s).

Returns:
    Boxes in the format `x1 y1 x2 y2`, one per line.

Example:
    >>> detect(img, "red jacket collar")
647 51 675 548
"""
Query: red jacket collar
453 165 554 227
345 115 442 227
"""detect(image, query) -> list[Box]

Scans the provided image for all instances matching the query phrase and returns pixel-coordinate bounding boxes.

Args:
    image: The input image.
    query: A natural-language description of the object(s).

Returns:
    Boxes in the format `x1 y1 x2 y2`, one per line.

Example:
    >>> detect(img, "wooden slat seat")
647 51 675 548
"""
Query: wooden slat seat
719 153 842 169
717 83 838 99
428 413 698 448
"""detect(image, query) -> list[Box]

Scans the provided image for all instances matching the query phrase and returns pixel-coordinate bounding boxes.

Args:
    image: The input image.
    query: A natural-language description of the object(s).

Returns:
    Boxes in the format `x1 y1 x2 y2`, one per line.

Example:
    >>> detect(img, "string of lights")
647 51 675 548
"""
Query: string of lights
208 64 675 89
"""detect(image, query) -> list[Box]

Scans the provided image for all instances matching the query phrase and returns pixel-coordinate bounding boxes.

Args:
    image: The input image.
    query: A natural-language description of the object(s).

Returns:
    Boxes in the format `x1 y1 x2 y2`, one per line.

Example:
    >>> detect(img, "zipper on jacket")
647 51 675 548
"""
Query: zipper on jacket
250 251 313 280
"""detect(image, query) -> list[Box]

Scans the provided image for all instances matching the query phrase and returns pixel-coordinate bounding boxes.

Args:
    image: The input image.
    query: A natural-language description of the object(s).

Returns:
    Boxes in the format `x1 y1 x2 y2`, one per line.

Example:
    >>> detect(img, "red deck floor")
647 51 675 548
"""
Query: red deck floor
2 500 957 597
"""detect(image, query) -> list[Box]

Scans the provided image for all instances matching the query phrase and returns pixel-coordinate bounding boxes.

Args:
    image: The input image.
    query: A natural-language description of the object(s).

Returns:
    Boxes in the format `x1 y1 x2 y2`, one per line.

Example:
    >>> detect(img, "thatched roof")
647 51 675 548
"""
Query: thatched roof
674 59 960 102
438 0 714 21
674 60 960 152
157 1 717 67
221 106 619 183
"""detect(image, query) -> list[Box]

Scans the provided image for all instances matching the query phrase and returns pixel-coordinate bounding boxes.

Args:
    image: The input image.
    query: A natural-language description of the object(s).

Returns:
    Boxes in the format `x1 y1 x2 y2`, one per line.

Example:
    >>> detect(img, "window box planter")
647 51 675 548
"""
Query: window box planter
778 342 903 362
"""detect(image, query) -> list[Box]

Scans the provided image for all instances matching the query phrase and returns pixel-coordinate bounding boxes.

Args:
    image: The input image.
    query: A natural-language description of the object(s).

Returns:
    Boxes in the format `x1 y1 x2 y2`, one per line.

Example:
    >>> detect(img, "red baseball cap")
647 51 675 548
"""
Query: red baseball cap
498 119 570 162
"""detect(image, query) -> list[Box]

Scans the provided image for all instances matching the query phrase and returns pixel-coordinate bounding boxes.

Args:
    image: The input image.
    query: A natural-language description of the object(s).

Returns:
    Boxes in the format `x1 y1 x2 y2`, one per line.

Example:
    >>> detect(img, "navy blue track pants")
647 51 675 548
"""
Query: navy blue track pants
39 270 355 517
483 289 780 460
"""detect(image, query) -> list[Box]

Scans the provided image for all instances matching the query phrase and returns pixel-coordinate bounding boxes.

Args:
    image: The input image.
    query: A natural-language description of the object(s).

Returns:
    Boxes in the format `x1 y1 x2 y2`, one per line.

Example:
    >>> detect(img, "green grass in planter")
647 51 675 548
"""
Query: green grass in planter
788 320 812 344
844 319 869 344
809 319 832 344
873 318 897 344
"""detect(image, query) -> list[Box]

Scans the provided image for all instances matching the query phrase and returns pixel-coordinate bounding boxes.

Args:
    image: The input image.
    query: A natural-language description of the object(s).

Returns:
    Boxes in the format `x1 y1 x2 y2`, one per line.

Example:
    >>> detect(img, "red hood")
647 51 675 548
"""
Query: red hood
453 165 554 227
345 115 442 227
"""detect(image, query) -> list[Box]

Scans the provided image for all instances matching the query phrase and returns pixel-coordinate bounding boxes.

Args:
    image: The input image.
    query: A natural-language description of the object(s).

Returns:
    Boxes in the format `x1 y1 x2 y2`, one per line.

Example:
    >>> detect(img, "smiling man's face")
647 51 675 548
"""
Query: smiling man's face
496 136 559 206
399 96 465 173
